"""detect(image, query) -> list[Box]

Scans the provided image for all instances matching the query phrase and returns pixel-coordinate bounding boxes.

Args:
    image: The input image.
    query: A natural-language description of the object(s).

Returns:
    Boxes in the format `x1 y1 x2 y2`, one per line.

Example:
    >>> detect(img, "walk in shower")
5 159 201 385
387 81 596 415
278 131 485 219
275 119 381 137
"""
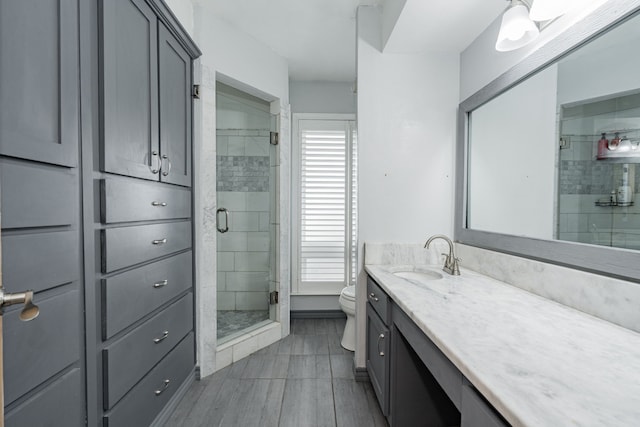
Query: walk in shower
216 83 278 343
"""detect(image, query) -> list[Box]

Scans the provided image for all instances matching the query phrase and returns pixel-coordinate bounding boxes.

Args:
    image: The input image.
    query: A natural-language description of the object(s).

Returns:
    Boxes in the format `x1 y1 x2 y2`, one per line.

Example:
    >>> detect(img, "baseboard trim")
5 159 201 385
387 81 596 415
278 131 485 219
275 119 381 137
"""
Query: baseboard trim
290 310 346 319
354 365 369 382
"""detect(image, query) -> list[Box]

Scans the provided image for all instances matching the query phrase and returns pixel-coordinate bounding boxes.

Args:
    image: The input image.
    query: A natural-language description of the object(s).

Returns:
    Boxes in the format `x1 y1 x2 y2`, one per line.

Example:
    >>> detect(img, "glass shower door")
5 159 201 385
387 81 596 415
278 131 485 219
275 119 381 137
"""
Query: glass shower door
215 85 277 343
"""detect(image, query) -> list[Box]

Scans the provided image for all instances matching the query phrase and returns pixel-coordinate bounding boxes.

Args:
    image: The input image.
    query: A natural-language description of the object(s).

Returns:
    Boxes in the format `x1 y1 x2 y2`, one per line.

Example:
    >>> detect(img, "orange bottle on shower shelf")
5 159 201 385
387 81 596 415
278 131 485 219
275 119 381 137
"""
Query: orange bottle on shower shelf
597 133 608 159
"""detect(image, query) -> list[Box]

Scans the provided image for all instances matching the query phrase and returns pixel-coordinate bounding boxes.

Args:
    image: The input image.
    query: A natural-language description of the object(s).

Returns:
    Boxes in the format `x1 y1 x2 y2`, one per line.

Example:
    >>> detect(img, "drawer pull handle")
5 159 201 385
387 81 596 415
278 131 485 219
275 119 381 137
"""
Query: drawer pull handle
153 279 168 288
150 151 160 174
377 333 385 357
152 238 167 245
161 154 172 177
369 292 379 302
154 330 169 343
154 379 170 396
151 201 167 207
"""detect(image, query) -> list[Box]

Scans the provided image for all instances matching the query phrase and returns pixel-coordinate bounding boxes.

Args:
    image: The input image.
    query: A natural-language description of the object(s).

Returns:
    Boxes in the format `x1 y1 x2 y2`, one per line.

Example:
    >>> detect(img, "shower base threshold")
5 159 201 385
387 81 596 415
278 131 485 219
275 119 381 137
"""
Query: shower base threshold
217 310 271 344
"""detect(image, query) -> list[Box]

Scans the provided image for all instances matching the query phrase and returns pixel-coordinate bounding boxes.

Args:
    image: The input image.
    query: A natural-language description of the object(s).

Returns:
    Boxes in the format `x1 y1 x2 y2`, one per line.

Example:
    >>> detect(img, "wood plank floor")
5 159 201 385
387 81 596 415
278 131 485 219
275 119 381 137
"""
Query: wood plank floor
166 318 388 427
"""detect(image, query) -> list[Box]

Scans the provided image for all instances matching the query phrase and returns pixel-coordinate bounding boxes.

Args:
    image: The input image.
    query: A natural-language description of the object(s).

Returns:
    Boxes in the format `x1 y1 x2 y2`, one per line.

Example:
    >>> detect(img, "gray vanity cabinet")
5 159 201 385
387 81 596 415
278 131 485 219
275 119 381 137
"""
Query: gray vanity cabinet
366 277 391 416
102 0 193 187
366 274 511 427
461 384 508 427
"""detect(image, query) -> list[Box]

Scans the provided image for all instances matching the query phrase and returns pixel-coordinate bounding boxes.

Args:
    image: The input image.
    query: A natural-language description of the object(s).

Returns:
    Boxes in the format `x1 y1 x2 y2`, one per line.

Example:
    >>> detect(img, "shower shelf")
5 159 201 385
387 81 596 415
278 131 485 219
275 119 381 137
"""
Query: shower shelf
595 200 634 207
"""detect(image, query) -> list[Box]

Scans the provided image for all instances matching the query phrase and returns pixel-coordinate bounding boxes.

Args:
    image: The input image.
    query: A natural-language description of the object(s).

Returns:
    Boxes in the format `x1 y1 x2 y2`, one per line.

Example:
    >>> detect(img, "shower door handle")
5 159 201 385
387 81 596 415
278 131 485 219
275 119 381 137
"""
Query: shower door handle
216 208 229 233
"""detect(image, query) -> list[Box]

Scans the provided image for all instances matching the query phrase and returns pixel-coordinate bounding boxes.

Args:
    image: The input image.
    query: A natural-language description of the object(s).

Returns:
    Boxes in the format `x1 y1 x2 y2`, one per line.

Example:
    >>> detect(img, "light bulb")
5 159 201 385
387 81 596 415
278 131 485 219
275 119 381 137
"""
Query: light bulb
495 1 540 51
529 0 578 22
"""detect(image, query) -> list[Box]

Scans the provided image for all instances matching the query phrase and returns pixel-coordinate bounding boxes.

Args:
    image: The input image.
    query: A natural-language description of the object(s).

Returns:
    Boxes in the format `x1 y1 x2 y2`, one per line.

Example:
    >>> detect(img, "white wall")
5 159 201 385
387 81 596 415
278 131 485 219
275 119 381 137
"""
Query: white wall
468 65 558 239
194 4 289 104
355 6 459 368
164 0 194 37
289 81 356 114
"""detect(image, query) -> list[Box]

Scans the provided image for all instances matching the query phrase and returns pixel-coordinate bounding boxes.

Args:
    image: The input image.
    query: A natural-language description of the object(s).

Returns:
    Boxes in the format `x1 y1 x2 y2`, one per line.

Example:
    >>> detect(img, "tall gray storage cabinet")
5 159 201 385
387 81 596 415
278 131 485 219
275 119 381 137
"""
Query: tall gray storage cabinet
1 0 84 425
0 0 200 425
97 0 201 425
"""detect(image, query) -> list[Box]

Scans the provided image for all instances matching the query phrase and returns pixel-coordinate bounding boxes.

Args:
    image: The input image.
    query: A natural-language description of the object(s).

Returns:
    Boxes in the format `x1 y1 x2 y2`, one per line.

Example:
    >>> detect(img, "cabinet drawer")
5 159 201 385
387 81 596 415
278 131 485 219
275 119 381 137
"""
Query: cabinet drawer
367 276 390 324
366 303 390 416
104 332 195 427
393 303 462 410
462 385 509 427
102 251 192 339
104 293 193 409
102 221 191 272
101 178 191 223
0 158 77 229
4 290 80 405
3 230 79 294
5 368 83 427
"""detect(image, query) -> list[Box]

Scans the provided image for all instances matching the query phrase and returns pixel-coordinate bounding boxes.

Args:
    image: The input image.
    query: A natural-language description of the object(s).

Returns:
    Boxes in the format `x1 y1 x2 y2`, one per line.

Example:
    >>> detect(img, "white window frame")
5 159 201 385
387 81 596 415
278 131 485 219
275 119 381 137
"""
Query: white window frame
292 113 357 295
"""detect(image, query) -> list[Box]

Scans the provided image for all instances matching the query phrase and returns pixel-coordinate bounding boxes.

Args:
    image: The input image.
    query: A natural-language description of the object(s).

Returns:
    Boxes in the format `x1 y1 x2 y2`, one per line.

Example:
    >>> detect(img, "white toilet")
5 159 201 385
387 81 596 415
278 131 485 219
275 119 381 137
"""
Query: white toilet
339 285 356 351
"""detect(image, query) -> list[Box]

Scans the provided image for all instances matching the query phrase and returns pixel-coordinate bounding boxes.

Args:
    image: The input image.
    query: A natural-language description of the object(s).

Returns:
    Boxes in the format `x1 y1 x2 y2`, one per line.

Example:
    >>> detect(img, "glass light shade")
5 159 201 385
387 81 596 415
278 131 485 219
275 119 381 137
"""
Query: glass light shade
529 0 577 22
495 2 540 52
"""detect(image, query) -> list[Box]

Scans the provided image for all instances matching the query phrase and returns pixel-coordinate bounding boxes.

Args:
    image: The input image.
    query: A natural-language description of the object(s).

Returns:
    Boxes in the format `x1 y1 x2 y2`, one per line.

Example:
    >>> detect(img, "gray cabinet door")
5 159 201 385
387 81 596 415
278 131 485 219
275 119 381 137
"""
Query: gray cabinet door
366 303 390 416
0 0 79 167
101 0 160 181
158 23 192 187
0 1 83 422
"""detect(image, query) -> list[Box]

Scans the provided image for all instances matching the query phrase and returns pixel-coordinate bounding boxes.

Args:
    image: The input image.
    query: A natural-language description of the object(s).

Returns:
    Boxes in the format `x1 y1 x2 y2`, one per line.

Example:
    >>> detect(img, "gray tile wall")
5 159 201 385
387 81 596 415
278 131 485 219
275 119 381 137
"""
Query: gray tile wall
558 101 640 249
217 130 274 311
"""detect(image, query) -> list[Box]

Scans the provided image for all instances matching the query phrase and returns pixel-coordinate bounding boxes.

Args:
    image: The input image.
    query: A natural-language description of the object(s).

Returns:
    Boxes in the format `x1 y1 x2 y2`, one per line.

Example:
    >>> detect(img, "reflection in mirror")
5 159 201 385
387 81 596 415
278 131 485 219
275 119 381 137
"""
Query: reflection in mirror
467 10 640 250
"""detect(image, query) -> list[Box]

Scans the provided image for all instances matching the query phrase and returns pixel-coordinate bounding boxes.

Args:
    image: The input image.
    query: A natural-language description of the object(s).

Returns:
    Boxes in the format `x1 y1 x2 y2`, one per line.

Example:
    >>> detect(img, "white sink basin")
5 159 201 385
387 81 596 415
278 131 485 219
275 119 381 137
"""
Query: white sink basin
390 268 455 297
393 270 443 282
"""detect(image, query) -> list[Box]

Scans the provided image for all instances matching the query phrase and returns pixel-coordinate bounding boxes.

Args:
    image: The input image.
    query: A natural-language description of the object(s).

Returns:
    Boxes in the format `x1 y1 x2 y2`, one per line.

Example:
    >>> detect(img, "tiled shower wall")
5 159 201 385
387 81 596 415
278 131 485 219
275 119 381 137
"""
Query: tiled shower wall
558 103 640 249
217 129 273 311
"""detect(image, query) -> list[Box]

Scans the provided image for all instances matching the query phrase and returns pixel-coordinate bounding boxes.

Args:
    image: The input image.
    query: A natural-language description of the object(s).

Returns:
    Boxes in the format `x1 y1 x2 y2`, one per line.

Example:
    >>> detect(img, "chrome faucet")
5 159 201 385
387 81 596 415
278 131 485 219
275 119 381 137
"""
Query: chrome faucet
424 234 460 276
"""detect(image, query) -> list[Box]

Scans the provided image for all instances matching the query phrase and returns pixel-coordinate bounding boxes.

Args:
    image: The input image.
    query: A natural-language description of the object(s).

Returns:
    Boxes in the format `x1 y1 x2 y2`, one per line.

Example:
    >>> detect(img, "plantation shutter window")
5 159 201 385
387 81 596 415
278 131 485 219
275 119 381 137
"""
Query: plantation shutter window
293 117 357 295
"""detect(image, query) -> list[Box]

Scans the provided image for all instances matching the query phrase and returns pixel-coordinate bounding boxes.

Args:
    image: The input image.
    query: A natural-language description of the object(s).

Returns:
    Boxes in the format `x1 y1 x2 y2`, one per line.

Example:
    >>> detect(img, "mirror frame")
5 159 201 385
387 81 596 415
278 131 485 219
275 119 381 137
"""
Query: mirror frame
455 0 640 283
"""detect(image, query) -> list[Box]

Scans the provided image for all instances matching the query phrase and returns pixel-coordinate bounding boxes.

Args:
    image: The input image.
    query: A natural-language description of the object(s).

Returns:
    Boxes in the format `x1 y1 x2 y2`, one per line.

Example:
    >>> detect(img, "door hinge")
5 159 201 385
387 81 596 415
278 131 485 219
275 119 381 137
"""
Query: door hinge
269 291 279 305
270 131 279 145
192 84 200 99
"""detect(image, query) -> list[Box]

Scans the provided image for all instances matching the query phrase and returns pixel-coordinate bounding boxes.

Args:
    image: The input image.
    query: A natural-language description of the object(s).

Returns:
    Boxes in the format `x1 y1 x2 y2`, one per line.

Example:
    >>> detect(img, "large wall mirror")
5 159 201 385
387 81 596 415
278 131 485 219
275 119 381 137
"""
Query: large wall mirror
456 1 640 282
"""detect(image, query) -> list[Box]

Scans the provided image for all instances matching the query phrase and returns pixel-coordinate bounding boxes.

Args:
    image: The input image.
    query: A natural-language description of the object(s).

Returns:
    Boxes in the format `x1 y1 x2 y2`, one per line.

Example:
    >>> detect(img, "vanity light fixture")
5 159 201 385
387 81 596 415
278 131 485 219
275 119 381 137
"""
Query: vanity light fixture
529 0 578 22
495 0 540 52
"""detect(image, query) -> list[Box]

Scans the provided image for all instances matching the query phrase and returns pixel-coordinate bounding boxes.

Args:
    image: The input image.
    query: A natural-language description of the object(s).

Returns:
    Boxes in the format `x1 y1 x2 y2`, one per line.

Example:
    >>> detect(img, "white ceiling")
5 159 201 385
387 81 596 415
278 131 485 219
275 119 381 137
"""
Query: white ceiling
197 0 507 82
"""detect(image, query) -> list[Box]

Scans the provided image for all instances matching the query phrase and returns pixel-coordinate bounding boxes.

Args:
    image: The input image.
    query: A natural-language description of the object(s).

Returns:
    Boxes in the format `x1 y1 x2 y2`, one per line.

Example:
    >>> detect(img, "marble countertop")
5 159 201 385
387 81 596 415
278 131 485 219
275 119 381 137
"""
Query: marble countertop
365 263 640 427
